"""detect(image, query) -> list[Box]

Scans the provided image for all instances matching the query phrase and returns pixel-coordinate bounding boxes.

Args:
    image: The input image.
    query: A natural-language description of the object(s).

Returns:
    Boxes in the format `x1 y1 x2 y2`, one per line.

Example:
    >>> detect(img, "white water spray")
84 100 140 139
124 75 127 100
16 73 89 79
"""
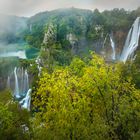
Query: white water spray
19 89 32 111
8 67 31 110
14 67 20 98
7 76 10 89
23 70 29 94
120 17 140 62
35 56 42 76
109 34 116 60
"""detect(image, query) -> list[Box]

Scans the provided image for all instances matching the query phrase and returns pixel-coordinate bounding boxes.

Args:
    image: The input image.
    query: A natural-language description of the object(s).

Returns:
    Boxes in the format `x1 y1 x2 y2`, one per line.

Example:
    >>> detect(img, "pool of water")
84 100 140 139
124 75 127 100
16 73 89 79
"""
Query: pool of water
0 42 39 59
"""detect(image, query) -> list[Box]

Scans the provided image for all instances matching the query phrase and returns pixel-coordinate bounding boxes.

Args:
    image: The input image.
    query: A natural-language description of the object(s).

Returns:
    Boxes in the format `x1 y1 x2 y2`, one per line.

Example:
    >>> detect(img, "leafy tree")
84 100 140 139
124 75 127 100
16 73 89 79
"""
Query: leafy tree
121 51 140 89
33 53 140 140
0 90 31 140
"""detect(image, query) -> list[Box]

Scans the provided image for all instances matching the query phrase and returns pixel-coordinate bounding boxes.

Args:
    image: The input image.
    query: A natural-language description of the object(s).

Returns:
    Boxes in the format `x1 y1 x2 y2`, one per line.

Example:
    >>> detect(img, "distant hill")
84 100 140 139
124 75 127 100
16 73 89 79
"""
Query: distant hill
23 8 93 48
1 7 140 50
29 8 92 25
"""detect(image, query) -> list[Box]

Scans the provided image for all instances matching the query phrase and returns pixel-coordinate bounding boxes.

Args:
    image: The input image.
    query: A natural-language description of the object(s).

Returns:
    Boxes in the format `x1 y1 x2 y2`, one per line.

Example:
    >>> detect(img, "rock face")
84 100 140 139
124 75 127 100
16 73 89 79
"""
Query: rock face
41 23 57 69
66 33 78 46
101 33 115 61
66 33 79 54
43 24 57 45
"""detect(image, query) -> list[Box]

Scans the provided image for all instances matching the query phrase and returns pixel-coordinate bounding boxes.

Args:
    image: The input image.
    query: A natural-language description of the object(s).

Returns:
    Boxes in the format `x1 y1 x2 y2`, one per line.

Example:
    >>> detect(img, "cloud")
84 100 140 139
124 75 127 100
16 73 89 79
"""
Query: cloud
92 0 140 11
0 0 139 17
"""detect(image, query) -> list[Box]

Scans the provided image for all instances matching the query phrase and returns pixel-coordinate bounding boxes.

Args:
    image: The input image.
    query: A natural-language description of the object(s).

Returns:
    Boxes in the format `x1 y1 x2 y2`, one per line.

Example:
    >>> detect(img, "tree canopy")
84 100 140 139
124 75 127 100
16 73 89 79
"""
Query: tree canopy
33 53 140 140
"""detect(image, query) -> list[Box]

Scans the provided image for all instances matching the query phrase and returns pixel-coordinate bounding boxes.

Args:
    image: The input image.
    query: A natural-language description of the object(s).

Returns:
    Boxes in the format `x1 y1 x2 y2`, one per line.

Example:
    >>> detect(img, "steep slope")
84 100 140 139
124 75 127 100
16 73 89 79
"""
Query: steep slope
24 8 93 48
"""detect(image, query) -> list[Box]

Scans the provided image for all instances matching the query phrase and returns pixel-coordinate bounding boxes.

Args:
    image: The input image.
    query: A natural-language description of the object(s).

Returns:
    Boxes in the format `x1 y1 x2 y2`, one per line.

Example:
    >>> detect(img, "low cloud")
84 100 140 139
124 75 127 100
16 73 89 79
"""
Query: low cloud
92 0 140 11
0 0 139 17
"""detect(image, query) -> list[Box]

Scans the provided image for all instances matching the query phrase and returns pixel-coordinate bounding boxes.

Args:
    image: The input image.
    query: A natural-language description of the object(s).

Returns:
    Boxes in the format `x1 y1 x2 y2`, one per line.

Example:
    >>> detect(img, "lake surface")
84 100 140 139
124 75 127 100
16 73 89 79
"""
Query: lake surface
0 42 39 59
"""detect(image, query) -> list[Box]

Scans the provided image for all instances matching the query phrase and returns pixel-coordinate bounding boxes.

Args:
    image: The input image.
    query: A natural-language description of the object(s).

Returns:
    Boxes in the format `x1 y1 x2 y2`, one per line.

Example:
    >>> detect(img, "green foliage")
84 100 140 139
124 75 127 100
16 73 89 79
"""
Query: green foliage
40 23 73 71
41 43 61 72
23 8 92 49
0 58 19 77
121 51 140 89
102 8 131 32
1 8 140 140
69 57 86 76
0 90 31 140
33 54 140 140
23 24 44 48
0 90 12 104
21 8 140 68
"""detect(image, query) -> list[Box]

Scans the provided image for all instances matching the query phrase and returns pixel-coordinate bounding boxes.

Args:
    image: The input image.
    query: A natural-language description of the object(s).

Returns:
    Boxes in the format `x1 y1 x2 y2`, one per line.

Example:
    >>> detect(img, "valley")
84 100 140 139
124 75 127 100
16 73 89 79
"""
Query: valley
0 7 140 140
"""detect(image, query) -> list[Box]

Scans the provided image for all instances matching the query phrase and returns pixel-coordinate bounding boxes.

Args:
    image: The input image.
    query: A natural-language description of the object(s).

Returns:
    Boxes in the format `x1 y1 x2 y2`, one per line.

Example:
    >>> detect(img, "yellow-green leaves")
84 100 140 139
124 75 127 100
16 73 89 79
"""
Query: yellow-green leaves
33 54 140 140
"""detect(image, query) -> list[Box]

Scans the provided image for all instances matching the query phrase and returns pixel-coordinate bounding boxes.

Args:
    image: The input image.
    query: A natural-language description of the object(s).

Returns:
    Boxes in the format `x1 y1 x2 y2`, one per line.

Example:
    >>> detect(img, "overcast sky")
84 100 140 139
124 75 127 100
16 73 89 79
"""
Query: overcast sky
0 0 140 17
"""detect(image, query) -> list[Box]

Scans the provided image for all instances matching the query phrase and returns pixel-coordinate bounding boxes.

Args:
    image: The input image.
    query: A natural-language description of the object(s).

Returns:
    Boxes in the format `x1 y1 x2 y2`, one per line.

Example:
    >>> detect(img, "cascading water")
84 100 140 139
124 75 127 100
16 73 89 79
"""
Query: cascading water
120 17 140 62
102 33 116 60
109 34 116 60
103 34 108 48
35 56 42 76
8 67 31 110
23 70 29 94
7 76 10 89
14 67 20 98
19 89 32 111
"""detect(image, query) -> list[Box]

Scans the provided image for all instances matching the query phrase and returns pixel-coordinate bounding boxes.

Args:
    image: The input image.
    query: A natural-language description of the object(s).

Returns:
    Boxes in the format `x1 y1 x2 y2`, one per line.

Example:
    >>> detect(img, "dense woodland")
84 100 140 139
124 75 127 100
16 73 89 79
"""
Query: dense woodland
0 8 140 140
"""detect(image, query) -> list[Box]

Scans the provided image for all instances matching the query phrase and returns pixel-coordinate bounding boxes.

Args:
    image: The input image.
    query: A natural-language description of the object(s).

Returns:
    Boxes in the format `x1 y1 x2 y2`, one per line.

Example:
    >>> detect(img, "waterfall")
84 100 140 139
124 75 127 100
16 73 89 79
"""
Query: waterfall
21 67 24 94
19 89 32 111
102 33 116 60
14 67 20 98
35 57 42 76
8 67 31 110
7 76 10 89
23 70 29 94
120 17 140 62
109 34 116 60
13 68 29 96
103 34 108 48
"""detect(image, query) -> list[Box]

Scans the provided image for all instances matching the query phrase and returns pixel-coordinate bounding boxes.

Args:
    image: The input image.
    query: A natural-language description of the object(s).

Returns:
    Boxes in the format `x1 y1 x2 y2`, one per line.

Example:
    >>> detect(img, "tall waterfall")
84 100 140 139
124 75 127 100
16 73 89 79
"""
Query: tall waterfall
14 67 20 98
120 17 140 62
23 70 29 94
109 34 116 60
8 67 31 110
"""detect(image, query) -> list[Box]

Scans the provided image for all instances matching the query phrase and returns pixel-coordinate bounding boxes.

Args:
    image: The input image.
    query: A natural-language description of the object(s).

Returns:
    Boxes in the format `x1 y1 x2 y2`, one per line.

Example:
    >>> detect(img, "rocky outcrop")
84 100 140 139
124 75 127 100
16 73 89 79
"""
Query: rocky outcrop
43 24 57 45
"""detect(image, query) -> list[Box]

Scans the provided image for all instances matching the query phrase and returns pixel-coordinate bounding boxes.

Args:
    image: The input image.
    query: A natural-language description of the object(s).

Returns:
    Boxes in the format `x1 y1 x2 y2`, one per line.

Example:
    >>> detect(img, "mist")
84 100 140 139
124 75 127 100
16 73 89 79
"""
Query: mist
0 14 27 46
0 0 140 17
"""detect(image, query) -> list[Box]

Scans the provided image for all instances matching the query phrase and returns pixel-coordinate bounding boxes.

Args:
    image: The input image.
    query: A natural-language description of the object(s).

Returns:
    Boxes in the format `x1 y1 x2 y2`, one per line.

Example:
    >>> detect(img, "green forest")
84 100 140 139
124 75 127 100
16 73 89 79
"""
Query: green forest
0 7 140 140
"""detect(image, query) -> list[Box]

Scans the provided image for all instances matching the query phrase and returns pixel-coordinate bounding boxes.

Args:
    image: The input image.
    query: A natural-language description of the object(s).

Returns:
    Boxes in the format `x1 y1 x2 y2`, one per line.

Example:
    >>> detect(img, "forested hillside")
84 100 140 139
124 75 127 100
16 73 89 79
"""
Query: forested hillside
22 8 140 64
0 7 140 140
24 7 140 47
